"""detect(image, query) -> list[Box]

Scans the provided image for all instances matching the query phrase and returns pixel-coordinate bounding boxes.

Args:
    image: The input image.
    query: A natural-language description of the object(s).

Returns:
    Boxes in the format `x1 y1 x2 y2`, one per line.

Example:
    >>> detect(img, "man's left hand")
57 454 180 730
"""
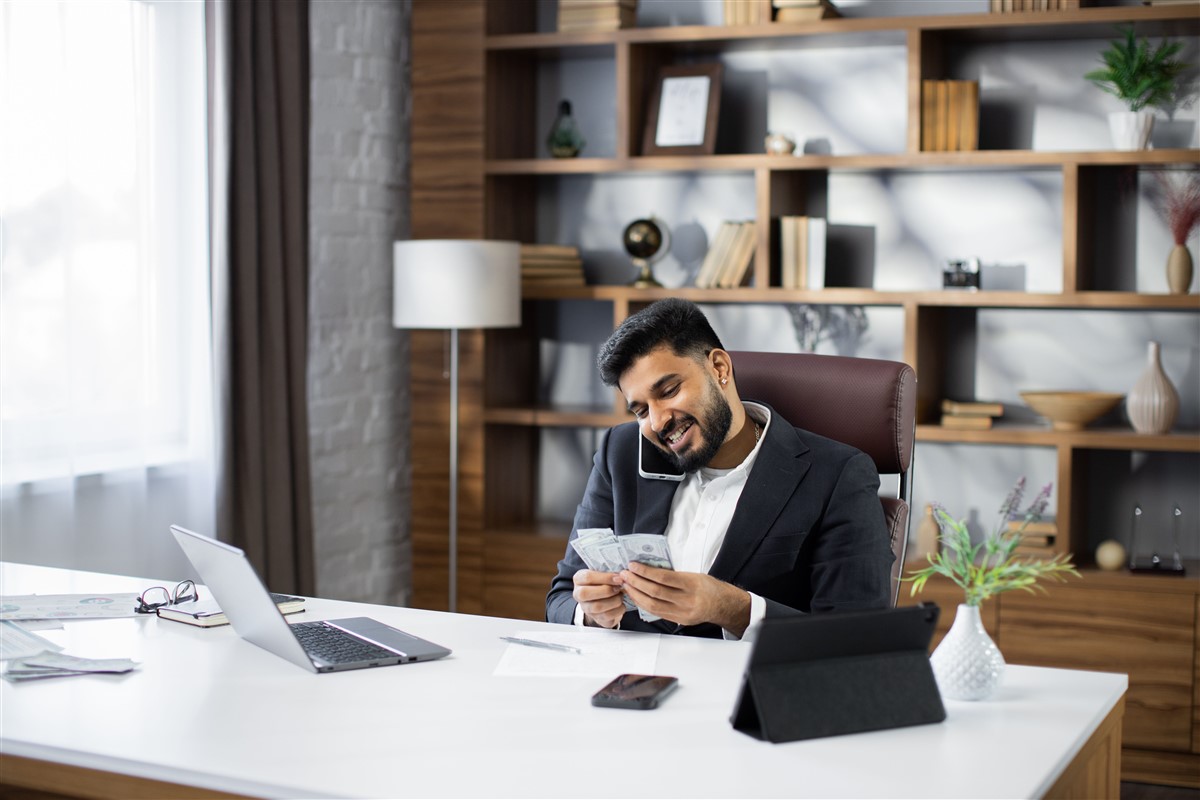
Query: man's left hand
619 562 751 637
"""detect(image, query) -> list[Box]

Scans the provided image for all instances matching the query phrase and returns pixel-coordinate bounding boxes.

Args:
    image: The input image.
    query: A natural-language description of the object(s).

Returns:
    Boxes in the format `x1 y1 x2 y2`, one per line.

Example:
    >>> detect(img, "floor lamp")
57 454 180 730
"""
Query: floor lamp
392 240 521 613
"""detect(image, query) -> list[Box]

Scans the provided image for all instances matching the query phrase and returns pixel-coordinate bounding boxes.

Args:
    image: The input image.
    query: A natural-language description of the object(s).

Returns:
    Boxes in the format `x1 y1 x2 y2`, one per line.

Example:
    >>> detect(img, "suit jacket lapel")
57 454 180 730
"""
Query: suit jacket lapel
708 413 809 583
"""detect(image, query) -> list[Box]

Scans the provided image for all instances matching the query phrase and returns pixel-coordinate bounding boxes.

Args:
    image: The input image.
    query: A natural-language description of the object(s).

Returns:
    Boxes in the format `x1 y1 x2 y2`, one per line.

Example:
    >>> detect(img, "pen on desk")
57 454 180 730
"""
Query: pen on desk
500 636 582 655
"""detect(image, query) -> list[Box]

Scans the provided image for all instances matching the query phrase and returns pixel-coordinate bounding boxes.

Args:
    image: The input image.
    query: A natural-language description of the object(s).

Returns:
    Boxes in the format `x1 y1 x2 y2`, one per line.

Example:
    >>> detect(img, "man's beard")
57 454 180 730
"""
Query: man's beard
656 378 733 473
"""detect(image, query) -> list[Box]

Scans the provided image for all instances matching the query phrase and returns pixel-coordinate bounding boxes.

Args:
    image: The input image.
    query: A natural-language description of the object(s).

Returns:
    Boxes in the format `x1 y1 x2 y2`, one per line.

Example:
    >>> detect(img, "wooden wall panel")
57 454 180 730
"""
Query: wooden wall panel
410 1 487 612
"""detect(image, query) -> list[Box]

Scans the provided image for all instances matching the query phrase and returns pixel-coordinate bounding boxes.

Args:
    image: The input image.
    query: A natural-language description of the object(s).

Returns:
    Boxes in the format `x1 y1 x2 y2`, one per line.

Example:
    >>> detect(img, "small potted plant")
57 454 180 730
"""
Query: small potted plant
1084 25 1187 150
906 478 1080 700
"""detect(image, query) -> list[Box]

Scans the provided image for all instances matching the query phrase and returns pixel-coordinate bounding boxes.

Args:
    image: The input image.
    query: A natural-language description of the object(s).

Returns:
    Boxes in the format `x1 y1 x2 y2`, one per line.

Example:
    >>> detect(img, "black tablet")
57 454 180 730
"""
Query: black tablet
731 603 946 743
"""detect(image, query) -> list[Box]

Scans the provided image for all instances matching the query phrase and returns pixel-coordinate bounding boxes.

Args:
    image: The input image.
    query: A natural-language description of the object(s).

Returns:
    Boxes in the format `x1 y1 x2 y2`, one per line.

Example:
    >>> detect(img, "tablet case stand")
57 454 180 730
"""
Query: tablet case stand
731 603 946 743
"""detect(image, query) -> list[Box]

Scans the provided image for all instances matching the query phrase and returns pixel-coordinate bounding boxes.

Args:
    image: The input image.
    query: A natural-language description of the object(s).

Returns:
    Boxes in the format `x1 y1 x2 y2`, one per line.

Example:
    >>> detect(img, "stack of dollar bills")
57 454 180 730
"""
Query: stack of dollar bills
570 529 674 622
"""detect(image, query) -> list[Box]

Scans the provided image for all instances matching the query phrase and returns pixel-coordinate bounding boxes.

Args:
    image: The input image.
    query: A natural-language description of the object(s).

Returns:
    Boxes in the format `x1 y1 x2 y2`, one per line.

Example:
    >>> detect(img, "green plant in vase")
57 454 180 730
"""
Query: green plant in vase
905 478 1080 701
907 478 1079 607
1084 25 1186 150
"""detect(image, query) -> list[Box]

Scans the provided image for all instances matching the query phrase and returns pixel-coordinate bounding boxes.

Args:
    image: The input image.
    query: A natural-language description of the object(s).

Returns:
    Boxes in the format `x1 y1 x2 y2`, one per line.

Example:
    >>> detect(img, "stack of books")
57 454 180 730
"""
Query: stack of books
1007 519 1057 556
940 399 1004 430
558 0 637 33
921 80 980 152
990 0 1086 10
520 244 585 287
778 216 827 290
694 221 757 289
773 0 840 22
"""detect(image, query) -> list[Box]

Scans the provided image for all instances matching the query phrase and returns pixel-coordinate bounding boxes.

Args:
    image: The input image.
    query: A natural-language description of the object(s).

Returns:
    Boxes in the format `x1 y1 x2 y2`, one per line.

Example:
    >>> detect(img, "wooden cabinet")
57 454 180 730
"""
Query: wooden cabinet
409 0 1198 782
900 567 1200 788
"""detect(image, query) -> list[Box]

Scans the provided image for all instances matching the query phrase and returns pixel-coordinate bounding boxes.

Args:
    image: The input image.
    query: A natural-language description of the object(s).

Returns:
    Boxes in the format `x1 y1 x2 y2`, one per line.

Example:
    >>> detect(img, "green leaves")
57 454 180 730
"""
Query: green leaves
904 479 1081 607
1085 26 1187 112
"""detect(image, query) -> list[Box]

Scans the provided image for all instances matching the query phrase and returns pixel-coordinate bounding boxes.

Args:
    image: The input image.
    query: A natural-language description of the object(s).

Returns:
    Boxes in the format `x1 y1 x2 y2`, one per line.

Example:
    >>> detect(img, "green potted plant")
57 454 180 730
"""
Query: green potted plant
1084 25 1187 150
906 478 1080 700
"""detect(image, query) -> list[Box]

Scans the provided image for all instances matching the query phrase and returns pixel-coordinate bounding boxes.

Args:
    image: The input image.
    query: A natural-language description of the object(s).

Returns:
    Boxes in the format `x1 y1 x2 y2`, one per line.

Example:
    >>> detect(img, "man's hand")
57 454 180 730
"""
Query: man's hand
620 562 751 637
572 569 626 629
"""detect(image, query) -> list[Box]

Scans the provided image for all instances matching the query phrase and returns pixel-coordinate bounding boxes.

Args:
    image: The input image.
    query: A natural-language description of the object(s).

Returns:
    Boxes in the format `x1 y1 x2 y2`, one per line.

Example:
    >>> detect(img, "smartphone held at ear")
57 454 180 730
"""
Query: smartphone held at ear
591 674 679 710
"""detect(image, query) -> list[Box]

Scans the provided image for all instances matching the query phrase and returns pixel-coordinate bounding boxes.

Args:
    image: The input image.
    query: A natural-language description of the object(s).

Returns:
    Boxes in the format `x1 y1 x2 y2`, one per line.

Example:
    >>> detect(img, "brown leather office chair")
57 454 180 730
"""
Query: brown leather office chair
729 351 917 607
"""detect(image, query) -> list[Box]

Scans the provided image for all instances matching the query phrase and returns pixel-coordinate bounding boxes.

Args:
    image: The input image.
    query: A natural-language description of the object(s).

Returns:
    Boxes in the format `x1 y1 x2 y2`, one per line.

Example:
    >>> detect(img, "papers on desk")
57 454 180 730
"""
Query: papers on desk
494 629 660 678
0 620 64 660
0 593 144 620
4 652 140 682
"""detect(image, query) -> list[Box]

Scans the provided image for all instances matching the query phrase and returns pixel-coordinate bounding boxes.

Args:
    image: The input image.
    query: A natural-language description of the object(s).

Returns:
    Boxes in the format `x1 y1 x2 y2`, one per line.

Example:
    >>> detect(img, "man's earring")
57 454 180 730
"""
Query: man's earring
720 377 728 385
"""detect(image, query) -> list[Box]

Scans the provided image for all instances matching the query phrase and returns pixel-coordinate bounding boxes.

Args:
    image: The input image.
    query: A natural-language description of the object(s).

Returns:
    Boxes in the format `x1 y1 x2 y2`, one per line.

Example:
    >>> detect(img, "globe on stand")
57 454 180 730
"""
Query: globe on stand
623 217 670 288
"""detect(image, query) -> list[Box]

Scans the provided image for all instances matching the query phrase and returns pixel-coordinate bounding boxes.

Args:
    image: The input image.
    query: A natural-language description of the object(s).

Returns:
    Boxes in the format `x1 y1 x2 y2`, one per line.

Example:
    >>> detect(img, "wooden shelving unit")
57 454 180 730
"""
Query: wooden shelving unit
410 1 1197 785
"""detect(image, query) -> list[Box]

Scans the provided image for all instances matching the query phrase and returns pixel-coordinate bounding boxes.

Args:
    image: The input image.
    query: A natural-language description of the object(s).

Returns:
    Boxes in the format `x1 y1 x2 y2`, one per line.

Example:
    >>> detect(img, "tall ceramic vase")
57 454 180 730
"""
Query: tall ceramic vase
930 604 1004 701
1127 341 1179 435
1167 244 1194 295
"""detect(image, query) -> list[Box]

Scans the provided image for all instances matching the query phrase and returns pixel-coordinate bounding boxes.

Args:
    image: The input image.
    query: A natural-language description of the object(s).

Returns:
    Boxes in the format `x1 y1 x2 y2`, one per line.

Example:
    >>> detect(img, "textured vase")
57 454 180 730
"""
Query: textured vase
1127 341 1179 434
930 604 1005 701
1107 110 1154 151
1167 244 1194 295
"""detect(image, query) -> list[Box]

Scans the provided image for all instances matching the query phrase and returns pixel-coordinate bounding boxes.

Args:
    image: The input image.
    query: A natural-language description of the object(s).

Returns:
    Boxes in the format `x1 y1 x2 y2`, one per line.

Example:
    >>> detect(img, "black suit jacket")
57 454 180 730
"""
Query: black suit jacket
545 404 894 637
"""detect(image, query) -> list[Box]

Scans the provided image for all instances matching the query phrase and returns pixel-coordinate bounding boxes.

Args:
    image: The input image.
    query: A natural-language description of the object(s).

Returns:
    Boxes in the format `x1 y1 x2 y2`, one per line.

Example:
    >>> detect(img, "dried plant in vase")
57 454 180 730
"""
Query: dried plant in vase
1149 170 1200 294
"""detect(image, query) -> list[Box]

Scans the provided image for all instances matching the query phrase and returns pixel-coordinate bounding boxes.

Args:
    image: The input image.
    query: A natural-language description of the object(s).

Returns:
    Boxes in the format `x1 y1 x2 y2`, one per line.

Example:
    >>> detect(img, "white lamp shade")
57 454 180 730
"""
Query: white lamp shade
392 239 521 329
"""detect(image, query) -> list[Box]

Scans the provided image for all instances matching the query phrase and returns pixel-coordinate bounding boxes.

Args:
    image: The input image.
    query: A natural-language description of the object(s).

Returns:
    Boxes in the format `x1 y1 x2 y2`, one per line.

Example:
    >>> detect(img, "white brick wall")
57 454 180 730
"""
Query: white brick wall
308 0 411 604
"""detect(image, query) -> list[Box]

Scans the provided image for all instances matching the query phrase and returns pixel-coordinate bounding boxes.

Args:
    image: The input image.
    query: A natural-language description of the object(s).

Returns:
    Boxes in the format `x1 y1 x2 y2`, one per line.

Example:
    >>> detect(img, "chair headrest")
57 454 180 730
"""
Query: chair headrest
729 351 916 475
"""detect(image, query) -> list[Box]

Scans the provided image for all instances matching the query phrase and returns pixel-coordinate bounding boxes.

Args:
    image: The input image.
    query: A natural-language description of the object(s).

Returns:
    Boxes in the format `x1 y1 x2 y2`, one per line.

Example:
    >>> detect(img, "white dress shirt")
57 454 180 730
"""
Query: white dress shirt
574 403 771 639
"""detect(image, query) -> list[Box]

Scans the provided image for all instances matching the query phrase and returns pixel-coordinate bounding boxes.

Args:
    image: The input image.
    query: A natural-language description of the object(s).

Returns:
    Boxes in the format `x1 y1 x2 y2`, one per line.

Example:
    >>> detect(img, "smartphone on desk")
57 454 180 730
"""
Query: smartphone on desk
591 674 679 710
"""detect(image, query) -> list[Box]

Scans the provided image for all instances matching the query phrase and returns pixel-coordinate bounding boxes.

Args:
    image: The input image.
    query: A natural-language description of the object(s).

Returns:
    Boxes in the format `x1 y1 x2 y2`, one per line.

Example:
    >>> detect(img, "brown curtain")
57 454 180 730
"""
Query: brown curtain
207 0 315 595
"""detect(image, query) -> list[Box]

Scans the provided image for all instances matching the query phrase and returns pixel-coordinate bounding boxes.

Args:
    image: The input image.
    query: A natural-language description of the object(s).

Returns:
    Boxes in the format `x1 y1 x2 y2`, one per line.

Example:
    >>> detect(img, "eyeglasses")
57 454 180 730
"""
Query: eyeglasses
134 580 198 614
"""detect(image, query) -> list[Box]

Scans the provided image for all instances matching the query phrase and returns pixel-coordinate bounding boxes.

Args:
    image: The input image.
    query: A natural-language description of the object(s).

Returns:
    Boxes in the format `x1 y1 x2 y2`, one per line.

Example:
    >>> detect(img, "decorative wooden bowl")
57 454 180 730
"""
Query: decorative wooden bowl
1019 391 1124 431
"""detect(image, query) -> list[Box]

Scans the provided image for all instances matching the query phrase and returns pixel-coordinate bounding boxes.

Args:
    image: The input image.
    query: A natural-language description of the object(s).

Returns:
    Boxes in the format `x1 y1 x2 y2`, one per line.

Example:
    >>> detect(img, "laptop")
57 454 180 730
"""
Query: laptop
170 525 451 673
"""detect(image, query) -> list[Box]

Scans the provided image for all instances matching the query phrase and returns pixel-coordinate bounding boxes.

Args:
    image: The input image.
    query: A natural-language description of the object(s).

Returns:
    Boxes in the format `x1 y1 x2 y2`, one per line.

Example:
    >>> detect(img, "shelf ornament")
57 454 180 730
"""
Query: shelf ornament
1084 25 1187 150
1148 170 1199 295
904 478 1079 700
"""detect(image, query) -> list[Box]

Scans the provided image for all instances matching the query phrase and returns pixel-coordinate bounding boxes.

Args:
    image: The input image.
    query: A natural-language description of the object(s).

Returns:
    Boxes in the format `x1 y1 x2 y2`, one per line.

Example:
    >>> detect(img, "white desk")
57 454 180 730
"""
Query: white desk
0 562 1126 799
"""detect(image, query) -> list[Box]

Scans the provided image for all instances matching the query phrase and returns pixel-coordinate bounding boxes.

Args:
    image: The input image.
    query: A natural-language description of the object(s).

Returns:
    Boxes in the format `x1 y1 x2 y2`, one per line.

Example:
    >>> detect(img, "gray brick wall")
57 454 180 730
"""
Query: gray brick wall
308 0 411 604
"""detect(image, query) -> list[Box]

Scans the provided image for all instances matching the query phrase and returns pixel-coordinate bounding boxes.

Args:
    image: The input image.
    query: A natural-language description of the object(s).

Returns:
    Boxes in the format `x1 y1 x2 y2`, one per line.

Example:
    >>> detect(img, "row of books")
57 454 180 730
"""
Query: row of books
724 0 767 25
694 221 757 289
778 216 827 290
989 0 1086 10
558 0 637 33
921 80 980 153
521 243 585 286
773 0 840 22
940 399 1004 430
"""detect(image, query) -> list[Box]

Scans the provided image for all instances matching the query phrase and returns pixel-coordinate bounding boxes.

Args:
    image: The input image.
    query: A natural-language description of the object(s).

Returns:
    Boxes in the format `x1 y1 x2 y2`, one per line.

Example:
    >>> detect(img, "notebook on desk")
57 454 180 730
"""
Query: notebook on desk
169 525 450 673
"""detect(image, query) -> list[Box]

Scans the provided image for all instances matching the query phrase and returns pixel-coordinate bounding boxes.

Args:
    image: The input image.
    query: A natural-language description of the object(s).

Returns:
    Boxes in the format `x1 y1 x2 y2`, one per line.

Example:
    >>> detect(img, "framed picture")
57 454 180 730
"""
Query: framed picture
642 63 723 156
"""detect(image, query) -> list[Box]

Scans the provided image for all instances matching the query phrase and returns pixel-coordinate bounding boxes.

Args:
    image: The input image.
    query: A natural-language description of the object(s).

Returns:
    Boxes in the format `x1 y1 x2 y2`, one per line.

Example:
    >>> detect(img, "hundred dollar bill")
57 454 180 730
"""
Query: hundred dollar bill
620 533 674 623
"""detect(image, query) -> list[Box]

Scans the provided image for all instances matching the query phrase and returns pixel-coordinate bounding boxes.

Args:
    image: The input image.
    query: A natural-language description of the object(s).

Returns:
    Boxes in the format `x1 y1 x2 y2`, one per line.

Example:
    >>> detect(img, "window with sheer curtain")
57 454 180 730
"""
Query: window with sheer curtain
1 0 213 577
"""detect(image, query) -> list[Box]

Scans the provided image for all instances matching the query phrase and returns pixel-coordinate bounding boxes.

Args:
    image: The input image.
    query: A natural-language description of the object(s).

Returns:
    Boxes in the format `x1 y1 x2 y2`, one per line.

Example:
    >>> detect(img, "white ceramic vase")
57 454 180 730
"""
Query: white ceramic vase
1126 341 1179 434
930 604 1005 701
1107 110 1155 151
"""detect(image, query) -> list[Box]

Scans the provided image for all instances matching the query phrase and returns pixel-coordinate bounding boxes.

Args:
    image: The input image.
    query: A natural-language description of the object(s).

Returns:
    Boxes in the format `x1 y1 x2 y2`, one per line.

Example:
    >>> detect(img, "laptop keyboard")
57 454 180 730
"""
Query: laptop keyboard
291 621 400 664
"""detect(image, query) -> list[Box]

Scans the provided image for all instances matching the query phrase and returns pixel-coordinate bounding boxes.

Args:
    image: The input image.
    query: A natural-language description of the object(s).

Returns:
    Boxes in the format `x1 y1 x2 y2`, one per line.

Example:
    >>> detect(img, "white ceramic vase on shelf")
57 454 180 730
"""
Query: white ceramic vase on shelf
930 604 1005 701
1126 341 1179 435
1107 110 1155 151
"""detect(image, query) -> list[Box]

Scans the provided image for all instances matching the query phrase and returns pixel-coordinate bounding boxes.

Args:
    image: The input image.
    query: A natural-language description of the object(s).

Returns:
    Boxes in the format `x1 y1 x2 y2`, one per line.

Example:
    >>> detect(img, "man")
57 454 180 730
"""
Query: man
546 298 893 639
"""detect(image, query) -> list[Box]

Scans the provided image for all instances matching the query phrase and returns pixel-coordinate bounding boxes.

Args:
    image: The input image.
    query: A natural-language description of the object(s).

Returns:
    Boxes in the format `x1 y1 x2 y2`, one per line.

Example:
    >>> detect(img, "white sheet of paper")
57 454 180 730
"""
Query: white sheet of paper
493 629 660 678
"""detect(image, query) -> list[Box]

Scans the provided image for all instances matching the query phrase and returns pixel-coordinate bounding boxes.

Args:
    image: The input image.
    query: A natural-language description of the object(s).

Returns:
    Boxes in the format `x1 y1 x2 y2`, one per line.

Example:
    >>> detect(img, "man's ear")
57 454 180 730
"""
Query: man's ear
710 348 733 386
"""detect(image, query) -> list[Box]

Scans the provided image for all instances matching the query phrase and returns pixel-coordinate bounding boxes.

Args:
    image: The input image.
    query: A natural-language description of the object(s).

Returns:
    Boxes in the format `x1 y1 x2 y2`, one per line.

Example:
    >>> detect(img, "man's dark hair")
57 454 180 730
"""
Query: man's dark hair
596 298 725 387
